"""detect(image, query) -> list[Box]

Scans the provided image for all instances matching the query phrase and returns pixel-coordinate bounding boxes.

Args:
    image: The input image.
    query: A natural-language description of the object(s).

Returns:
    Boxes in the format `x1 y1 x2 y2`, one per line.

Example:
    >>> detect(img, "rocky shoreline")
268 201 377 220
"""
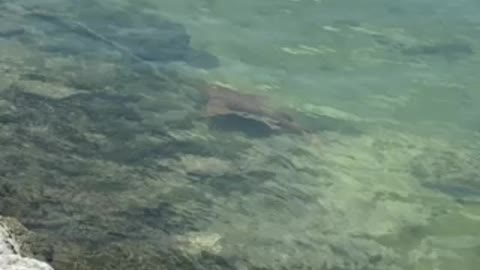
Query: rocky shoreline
0 216 54 270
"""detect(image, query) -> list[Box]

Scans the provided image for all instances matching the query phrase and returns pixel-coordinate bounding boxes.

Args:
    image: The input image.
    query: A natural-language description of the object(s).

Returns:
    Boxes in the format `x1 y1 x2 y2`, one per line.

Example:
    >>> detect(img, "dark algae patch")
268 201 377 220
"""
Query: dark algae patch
422 182 480 203
0 3 320 269
402 42 474 60
20 2 219 69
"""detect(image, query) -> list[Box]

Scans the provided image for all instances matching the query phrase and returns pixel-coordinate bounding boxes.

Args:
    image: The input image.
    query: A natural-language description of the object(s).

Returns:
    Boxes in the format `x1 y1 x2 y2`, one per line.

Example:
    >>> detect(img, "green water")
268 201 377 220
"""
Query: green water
0 0 479 269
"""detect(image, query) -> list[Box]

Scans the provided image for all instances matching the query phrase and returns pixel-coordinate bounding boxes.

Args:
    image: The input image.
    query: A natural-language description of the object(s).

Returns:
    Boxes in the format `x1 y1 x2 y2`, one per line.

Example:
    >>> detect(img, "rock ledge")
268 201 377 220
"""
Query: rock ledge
0 216 54 270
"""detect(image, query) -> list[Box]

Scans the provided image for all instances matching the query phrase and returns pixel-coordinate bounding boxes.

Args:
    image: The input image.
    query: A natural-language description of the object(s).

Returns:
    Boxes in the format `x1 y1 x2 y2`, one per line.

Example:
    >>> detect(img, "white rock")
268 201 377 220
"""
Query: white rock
0 217 54 270
0 255 53 270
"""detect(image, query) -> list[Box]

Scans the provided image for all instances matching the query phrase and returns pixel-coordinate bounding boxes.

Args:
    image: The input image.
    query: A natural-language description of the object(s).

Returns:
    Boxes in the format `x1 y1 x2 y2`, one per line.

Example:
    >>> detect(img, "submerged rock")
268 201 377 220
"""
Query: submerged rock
177 155 233 177
11 79 85 100
174 231 222 255
199 83 306 136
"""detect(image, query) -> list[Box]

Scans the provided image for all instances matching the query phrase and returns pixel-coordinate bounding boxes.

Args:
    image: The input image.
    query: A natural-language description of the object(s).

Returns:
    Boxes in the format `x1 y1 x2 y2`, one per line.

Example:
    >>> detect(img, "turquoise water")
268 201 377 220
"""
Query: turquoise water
0 0 480 269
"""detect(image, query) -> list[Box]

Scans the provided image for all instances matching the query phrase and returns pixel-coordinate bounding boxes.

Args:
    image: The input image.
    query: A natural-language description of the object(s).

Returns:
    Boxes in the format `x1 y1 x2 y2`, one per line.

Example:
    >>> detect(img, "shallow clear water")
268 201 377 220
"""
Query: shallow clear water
0 0 480 269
